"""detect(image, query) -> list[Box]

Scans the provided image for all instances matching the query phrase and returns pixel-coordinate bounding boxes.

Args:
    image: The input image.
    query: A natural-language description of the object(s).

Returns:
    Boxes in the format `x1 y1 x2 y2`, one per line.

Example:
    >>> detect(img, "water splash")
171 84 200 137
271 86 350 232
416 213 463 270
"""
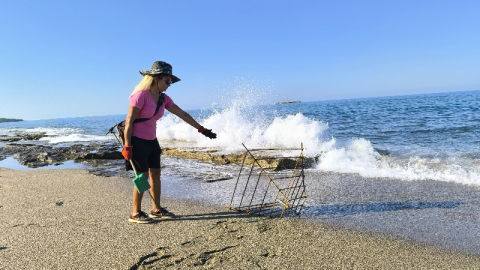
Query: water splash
157 77 329 155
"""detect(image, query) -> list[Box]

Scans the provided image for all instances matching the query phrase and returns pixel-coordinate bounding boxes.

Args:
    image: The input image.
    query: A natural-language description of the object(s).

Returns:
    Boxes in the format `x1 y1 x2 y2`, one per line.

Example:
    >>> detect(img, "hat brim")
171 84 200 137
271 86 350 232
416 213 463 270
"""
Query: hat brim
139 71 180 83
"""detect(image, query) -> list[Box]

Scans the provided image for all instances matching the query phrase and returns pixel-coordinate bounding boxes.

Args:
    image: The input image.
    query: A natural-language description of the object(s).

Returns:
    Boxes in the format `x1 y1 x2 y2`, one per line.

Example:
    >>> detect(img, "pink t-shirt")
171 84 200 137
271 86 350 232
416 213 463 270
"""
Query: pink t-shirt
129 90 174 140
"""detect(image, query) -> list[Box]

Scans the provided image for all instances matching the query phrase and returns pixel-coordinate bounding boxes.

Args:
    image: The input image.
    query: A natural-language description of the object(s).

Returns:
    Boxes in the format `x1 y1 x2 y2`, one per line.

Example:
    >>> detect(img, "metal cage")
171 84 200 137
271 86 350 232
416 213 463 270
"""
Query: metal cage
226 143 307 219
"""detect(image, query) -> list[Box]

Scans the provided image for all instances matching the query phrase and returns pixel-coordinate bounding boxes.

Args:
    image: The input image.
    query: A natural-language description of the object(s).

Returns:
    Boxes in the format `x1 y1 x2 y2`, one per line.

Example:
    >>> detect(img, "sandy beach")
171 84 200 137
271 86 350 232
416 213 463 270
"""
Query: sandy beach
1 167 480 269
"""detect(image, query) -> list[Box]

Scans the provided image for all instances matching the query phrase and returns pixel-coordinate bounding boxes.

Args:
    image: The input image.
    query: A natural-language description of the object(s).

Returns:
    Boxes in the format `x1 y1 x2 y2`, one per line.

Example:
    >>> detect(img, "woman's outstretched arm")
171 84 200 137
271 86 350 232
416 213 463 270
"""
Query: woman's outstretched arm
166 104 202 129
167 104 217 139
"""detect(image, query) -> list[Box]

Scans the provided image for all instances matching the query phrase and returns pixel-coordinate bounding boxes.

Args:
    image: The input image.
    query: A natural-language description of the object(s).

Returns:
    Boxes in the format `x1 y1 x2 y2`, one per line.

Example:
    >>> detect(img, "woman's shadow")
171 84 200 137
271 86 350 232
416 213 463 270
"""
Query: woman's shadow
157 201 464 222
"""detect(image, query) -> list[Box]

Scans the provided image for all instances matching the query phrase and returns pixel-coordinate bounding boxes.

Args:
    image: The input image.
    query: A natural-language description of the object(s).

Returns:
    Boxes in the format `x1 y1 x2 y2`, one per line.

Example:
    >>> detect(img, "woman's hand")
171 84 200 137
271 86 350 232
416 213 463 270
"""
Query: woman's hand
198 126 217 139
122 146 133 160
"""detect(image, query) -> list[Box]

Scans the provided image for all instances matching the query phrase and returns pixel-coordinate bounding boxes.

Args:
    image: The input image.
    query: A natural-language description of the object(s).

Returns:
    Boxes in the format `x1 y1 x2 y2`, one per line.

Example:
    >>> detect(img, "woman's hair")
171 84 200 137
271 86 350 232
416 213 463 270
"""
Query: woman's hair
130 74 164 97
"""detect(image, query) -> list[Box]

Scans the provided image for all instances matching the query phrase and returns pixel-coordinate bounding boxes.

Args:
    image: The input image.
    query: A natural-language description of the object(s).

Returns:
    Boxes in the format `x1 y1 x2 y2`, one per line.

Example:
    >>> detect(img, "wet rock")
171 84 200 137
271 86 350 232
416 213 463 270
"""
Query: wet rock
55 143 122 160
24 133 47 140
74 151 123 160
0 132 47 142
162 148 316 170
274 159 298 171
86 160 132 178
12 150 69 168
78 159 115 167
374 148 390 156
2 144 65 168
0 137 21 142
0 142 122 168
204 174 233 182
0 140 316 176
2 143 44 153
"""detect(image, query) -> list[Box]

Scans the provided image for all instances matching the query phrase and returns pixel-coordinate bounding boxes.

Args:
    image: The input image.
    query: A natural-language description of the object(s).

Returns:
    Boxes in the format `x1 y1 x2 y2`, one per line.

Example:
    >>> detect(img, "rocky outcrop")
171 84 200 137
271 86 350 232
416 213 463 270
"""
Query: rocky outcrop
10 145 69 168
163 145 387 170
0 132 47 142
0 143 122 168
162 148 317 170
0 141 315 171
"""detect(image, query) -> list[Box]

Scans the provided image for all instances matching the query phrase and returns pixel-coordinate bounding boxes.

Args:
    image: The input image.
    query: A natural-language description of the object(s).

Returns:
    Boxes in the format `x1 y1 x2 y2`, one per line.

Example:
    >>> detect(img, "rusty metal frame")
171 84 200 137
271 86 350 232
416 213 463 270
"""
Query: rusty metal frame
226 143 307 219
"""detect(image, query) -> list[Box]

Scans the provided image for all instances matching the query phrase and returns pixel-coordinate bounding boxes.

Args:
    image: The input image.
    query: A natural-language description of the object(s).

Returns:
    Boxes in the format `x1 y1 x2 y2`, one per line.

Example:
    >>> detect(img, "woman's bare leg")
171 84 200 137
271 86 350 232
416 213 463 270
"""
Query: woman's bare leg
149 168 161 211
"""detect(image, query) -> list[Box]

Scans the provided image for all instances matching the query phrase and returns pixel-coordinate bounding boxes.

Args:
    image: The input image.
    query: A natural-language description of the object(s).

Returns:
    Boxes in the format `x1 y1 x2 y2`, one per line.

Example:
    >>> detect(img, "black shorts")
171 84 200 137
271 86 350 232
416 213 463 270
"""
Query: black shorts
125 136 162 172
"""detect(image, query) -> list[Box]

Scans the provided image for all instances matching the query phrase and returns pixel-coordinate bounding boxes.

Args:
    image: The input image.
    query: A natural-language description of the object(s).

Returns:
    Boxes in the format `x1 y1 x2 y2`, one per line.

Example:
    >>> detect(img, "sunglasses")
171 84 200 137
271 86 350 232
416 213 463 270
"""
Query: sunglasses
164 79 173 85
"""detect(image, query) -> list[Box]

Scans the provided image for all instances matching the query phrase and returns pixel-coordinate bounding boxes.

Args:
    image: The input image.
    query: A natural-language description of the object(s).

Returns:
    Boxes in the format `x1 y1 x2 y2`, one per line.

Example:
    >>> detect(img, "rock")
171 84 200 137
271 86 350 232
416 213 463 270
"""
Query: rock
274 159 298 171
374 148 390 156
74 151 123 160
0 140 316 176
162 148 316 170
0 132 46 142
0 142 122 168
23 133 47 140
14 151 69 168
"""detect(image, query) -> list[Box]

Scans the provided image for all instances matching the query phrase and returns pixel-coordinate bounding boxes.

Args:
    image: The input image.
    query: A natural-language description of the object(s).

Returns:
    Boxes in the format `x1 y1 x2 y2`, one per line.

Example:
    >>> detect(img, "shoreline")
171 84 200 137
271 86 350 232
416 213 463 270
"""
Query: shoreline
3 140 480 254
1 168 480 269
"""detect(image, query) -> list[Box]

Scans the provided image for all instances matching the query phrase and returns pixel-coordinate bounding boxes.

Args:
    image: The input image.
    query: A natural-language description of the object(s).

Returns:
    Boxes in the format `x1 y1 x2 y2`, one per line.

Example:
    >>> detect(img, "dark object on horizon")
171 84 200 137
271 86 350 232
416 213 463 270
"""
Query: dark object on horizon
0 118 23 123
275 101 301 105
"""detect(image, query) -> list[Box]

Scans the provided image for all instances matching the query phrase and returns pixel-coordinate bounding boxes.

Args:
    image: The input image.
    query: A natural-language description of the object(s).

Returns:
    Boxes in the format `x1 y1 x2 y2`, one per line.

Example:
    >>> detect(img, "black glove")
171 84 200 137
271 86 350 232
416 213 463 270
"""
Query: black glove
198 126 217 139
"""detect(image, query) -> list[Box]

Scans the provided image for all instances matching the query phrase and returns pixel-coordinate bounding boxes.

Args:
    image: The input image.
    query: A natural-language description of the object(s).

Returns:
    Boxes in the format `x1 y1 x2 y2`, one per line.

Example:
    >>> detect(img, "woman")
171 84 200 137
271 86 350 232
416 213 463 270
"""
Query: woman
122 61 216 224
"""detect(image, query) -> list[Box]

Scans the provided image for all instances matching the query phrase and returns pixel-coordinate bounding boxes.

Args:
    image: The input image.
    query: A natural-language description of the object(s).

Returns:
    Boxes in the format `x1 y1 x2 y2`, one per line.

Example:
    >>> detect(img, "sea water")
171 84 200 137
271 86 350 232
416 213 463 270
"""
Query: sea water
1 89 479 185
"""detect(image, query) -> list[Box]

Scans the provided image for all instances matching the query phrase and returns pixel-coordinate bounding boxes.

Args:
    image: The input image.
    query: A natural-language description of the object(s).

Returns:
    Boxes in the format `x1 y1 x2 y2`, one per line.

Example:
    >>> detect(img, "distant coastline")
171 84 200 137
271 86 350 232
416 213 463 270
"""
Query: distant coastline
0 118 23 123
275 101 301 105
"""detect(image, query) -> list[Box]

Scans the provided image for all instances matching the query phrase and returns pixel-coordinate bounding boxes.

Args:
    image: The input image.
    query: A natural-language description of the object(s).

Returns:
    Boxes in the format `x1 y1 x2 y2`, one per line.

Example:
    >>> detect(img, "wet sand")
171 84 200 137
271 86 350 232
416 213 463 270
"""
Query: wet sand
1 168 480 269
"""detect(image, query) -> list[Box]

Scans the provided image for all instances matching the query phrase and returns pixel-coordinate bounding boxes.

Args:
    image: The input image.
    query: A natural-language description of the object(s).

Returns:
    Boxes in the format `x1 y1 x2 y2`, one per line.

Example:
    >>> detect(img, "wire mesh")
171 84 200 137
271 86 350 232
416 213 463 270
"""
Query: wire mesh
226 143 307 219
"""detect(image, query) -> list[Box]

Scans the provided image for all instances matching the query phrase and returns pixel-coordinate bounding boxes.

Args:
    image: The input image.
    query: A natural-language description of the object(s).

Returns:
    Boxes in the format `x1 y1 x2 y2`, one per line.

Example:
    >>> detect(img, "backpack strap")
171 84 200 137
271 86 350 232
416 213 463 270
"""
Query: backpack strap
133 93 165 124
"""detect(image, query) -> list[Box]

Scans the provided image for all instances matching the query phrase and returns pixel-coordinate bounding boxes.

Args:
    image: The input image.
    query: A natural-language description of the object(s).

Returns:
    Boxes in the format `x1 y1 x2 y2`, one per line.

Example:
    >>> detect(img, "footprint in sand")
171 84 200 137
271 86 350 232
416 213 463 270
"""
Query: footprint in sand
257 223 271 233
180 240 196 248
12 223 46 228
194 246 238 266
130 248 173 270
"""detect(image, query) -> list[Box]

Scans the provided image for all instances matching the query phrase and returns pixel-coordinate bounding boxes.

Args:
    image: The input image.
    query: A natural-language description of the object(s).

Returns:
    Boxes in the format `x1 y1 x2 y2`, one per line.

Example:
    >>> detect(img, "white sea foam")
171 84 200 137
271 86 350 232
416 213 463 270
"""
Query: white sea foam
27 127 82 136
0 126 113 144
39 134 112 144
0 127 81 137
316 138 480 185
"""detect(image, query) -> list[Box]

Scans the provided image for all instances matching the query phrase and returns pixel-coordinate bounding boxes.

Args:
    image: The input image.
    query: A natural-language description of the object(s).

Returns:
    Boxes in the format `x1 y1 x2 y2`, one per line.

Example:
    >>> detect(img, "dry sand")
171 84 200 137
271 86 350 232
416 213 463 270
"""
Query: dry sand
1 167 480 269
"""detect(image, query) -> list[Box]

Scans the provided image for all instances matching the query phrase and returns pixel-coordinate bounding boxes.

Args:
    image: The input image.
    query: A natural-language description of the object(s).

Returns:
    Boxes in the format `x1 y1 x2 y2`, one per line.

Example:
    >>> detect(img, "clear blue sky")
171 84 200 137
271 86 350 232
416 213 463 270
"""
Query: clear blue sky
1 0 479 120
